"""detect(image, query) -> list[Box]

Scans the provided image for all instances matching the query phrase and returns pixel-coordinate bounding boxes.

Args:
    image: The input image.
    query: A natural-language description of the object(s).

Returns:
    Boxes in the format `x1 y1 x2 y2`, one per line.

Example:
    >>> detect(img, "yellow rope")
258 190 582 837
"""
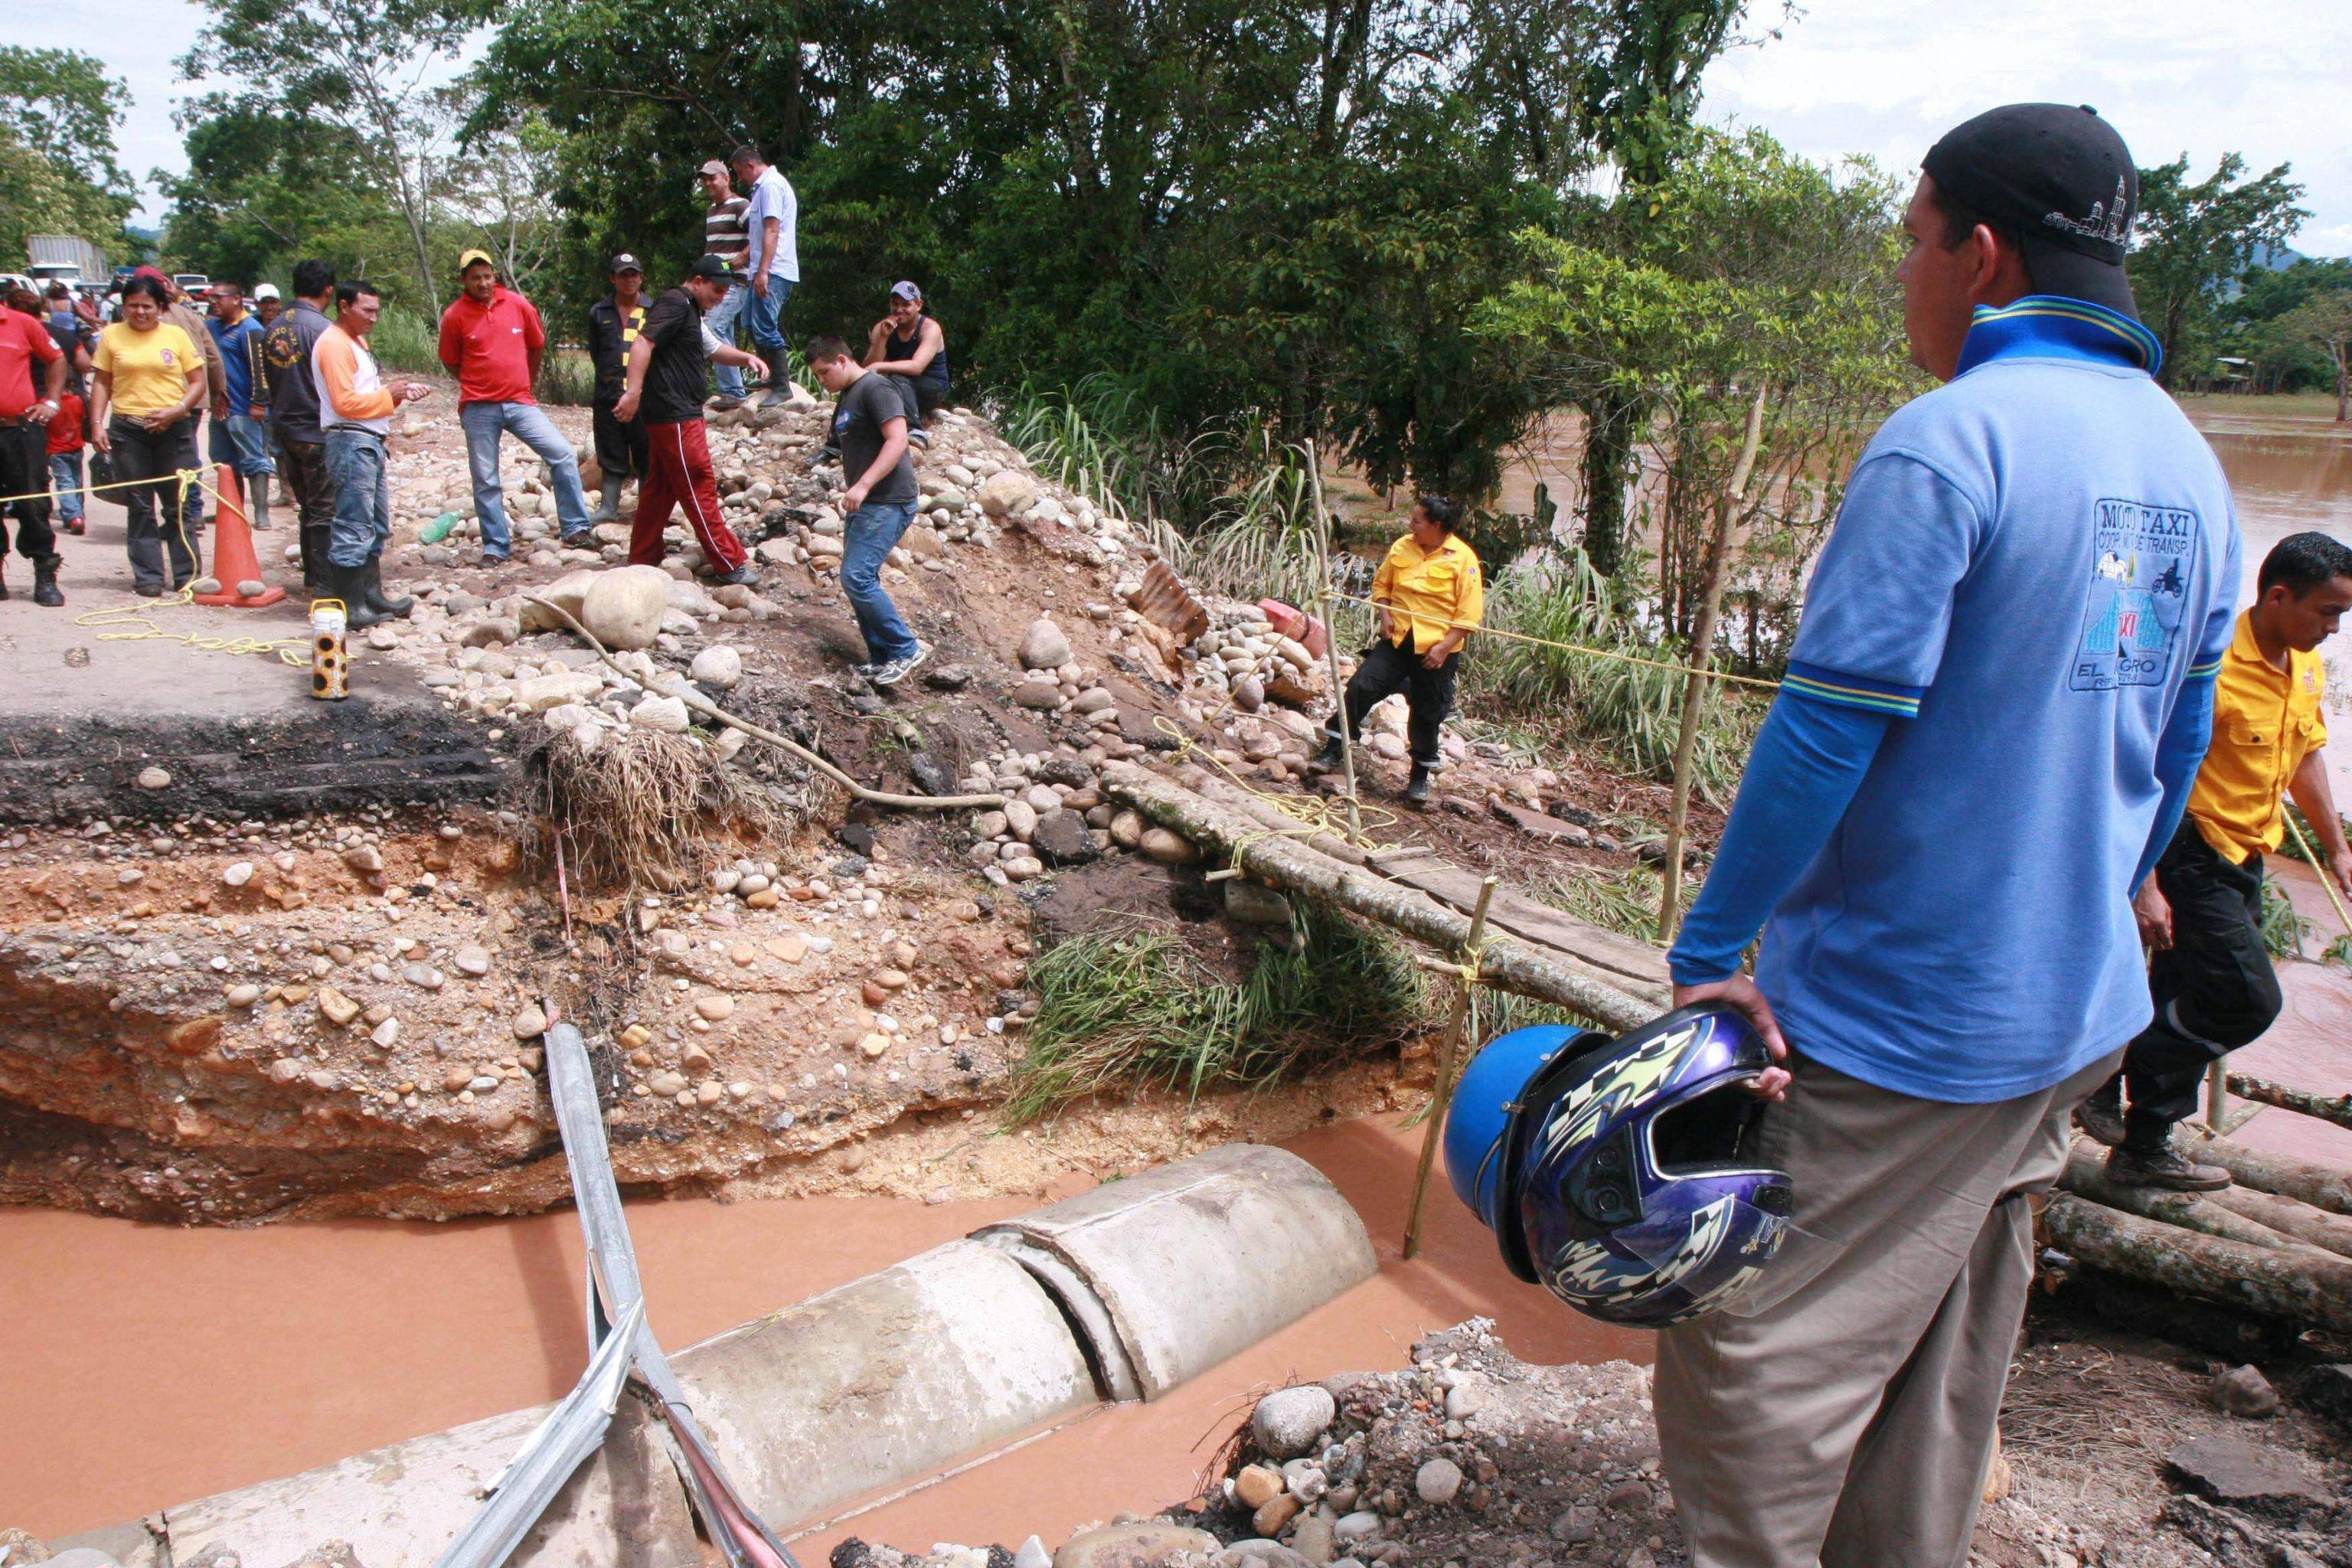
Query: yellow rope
1327 590 1786 693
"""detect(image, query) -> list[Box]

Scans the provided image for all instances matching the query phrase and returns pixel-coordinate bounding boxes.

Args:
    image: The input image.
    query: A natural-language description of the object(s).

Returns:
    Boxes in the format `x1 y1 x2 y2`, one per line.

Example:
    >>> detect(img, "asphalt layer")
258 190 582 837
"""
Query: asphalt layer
0 492 501 822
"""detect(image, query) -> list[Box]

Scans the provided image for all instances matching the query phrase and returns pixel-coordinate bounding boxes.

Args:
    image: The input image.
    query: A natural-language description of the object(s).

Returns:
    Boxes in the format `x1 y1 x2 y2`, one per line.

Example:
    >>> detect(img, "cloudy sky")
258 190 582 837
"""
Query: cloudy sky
87 0 2352 257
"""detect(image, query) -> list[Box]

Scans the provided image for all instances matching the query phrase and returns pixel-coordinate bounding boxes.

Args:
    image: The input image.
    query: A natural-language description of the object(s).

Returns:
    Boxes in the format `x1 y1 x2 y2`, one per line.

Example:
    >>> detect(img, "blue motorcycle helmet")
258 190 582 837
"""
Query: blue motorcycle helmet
1443 1004 1795 1328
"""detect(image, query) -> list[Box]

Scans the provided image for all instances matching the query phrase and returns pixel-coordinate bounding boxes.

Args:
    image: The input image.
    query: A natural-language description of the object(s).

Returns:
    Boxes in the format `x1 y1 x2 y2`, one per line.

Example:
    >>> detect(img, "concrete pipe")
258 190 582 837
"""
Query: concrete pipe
66 1145 1375 1566
971 1142 1378 1399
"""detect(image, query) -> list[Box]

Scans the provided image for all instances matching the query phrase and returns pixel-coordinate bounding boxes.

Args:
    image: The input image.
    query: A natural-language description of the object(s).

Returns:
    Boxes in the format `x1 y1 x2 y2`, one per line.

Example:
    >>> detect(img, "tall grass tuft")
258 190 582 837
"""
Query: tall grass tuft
1009 906 1427 1119
367 305 442 379
1465 548 1761 790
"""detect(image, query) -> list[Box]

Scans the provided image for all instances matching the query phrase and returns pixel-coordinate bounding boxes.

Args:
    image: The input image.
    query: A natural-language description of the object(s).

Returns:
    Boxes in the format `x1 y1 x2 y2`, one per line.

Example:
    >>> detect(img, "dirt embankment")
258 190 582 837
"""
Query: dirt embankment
0 389 1698 1227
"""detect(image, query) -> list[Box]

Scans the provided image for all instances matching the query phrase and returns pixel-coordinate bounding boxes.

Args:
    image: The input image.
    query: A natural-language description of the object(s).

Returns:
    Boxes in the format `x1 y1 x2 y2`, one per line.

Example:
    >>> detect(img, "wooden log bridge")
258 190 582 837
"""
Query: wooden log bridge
1101 763 1663 1033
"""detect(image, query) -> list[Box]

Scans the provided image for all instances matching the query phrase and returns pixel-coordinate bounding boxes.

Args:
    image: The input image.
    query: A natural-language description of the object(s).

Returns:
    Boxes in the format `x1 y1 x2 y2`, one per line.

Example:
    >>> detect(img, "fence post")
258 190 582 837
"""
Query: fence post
1403 875 1499 1259
1659 388 1768 946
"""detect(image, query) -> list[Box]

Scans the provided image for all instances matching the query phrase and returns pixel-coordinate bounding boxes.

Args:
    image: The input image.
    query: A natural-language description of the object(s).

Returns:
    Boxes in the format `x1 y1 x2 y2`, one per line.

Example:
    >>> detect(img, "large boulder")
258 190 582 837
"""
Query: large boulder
1020 618 1073 671
978 468 1039 518
580 564 673 652
519 567 597 632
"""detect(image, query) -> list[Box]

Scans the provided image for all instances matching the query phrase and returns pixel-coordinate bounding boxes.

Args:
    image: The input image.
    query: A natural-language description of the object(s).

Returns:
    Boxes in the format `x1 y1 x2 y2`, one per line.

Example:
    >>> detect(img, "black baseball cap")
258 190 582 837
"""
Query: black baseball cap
609 253 642 274
688 255 732 282
1922 103 2140 319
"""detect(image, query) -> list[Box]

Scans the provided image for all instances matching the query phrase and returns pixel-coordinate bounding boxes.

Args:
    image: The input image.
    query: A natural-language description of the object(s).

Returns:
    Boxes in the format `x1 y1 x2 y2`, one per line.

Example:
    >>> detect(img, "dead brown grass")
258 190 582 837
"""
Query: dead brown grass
523 728 798 893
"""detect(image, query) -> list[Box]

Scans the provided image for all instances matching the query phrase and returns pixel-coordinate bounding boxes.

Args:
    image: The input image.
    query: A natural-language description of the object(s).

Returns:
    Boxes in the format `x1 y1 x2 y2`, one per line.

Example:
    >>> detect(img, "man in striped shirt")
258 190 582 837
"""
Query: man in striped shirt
700 159 753 410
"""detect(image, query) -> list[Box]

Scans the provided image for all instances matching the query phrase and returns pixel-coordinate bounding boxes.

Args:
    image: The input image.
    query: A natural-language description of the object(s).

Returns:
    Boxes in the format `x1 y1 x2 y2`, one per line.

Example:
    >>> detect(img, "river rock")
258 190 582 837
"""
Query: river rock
519 567 596 632
453 945 492 977
511 1004 547 1038
1109 809 1145 849
1052 1523 1218 1568
223 861 255 887
1251 1385 1336 1458
630 694 692 733
317 987 361 1027
1235 1462 1284 1509
979 468 1039 518
2211 1364 2282 1417
1014 1540 1052 1568
136 766 172 790
694 994 736 1022
1004 799 1039 841
1138 827 1200 866
690 645 743 688
1014 678 1063 710
1020 618 1073 670
581 564 672 651
1415 1457 1463 1504
514 671 603 711
1224 882 1292 926
1032 809 1099 866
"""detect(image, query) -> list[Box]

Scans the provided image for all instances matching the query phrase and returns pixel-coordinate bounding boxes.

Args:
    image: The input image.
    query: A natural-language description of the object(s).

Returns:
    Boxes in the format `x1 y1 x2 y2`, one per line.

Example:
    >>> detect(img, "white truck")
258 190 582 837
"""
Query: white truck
26 234 108 292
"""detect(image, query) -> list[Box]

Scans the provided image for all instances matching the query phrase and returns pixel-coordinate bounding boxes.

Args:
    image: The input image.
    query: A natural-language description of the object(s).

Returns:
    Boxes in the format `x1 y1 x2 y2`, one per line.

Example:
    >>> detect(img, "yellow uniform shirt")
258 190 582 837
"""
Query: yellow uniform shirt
2187 610 2328 864
1372 532 1484 655
93 322 201 418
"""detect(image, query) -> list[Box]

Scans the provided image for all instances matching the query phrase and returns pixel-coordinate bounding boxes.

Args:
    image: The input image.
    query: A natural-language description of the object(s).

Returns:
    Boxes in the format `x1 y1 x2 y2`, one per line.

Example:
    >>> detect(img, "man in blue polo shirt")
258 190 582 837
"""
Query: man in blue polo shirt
1655 105 2239 1567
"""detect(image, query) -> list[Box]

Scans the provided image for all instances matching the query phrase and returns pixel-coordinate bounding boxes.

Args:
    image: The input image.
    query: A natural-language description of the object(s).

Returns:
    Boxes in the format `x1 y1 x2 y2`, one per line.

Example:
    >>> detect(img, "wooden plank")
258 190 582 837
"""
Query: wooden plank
1383 860 1671 988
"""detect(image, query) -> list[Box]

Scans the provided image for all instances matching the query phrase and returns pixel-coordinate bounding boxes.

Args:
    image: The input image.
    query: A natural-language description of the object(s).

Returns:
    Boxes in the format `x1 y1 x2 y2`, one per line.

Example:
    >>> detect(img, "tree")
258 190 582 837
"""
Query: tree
0 46 136 262
178 0 484 308
2277 290 2352 422
2128 153 2308 389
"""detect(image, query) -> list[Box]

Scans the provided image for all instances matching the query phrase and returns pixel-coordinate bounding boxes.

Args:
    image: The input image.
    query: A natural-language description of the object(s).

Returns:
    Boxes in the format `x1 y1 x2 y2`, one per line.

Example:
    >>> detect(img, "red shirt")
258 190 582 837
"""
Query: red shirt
0 309 64 420
48 391 84 453
436 286 545 405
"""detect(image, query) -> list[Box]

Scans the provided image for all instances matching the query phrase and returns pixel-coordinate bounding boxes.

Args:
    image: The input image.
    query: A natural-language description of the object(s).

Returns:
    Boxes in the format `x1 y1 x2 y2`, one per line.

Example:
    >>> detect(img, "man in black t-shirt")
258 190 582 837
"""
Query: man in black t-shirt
609 256 765 583
806 334 927 686
585 253 651 524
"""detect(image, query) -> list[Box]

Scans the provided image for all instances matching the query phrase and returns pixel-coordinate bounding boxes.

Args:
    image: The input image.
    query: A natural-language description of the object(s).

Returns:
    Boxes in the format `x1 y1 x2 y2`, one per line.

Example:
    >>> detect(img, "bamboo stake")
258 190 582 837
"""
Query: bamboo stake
1659 387 1769 945
1302 439 1363 846
1403 875 1499 1259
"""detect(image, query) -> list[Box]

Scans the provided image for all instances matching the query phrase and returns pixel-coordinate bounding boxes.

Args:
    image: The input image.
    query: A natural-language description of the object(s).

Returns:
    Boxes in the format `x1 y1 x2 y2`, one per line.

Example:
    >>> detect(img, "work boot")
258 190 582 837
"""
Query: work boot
330 563 387 629
31 553 63 607
250 474 274 531
1308 736 1346 773
2105 1140 2231 1192
587 474 623 524
2073 1085 2127 1147
361 558 413 619
1404 764 1434 805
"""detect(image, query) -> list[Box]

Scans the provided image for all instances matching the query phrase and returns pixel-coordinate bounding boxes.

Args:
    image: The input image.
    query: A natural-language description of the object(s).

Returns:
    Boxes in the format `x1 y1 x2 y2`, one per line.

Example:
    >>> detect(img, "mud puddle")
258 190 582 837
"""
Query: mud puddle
0 1115 1642 1550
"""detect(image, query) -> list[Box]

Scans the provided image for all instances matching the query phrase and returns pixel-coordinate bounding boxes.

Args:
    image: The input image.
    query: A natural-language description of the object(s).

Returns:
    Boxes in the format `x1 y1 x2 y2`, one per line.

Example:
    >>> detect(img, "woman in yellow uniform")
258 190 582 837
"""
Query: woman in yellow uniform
90 273 207 594
1312 494 1484 803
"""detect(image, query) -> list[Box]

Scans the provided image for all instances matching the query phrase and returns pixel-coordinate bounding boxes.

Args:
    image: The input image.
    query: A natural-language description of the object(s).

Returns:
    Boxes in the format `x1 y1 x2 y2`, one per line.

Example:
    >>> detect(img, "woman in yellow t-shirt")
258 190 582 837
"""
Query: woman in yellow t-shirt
90 273 207 594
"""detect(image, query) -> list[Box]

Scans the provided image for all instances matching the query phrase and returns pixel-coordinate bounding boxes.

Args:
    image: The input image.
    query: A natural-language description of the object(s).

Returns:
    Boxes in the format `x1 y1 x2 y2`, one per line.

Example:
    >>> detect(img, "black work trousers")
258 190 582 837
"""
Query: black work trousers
887 373 949 433
2109 820 2283 1150
1326 635 1459 768
0 422 54 560
109 416 202 593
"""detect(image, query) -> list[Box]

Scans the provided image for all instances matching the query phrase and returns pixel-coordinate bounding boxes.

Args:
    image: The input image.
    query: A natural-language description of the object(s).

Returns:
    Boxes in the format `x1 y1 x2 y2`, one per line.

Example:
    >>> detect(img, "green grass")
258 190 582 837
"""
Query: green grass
368 305 441 378
1008 906 1428 1120
1465 547 1763 791
2259 877 2310 959
1527 862 1685 945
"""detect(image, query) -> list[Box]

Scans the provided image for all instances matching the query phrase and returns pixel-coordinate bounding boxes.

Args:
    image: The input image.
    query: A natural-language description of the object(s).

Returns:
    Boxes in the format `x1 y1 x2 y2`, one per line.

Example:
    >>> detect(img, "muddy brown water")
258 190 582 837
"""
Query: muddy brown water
0 1116 1645 1548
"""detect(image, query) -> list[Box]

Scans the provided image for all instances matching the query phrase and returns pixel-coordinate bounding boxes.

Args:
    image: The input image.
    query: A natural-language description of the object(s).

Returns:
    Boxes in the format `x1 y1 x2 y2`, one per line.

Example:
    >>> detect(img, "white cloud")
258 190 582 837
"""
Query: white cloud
1704 0 2352 257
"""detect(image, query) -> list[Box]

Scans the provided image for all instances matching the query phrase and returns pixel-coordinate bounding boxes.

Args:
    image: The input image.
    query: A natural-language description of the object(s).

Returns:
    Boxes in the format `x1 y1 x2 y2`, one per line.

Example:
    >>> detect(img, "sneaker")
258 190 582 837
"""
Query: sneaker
2105 1143 2231 1191
1403 765 1433 804
559 529 596 548
2074 1093 2127 1147
713 563 759 588
479 552 509 569
707 395 744 413
64 517 85 535
908 429 930 449
869 641 933 688
1307 737 1345 773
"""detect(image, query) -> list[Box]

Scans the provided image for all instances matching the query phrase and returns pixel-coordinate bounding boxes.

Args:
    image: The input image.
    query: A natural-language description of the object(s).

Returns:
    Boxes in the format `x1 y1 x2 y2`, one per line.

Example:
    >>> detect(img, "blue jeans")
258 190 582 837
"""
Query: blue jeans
840 501 920 664
48 451 83 524
742 276 794 371
460 400 590 556
705 281 750 397
208 411 276 477
325 428 390 569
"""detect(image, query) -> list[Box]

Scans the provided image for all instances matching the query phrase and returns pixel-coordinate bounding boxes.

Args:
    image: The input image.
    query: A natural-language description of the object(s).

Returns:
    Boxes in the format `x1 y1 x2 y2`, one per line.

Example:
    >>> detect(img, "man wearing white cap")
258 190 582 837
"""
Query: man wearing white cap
253 283 283 329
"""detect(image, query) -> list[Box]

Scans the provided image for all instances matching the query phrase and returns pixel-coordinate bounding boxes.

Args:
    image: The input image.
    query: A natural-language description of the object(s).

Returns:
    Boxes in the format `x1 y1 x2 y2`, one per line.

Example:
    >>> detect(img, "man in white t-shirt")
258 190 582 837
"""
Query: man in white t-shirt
728 142 799 410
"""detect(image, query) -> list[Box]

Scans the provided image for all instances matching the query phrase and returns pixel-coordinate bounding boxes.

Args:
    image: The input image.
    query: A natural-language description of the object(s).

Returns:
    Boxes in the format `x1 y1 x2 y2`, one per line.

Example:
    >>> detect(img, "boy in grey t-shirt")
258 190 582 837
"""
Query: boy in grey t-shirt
806 335 927 686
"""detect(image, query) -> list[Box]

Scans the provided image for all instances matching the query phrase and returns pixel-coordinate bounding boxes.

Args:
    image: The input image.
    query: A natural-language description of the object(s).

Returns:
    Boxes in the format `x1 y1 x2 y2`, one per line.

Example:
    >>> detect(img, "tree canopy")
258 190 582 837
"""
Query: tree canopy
0 46 137 265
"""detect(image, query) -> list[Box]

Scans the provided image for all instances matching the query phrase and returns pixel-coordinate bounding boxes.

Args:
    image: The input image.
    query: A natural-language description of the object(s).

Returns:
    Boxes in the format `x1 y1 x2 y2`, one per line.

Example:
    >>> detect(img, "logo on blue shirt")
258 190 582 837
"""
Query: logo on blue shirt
2072 498 2199 691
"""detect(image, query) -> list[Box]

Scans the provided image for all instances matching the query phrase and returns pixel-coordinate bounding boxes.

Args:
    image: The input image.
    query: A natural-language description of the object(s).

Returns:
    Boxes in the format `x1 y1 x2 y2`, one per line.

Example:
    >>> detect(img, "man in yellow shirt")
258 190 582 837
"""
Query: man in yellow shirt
2079 531 2352 1188
1311 495 1484 803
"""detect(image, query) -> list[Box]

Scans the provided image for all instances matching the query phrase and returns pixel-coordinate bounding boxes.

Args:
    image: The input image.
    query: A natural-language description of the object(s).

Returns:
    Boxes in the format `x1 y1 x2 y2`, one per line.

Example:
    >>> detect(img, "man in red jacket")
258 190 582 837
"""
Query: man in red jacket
438 250 590 567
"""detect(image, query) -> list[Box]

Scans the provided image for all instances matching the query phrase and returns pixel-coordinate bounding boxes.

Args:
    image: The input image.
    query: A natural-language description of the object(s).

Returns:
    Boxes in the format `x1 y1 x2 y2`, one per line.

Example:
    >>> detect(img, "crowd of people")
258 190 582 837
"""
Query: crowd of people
0 141 949 663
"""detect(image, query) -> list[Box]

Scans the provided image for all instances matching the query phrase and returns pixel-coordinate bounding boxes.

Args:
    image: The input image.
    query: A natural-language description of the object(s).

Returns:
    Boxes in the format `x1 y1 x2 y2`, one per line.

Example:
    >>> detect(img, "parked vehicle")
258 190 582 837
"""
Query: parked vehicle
27 234 108 291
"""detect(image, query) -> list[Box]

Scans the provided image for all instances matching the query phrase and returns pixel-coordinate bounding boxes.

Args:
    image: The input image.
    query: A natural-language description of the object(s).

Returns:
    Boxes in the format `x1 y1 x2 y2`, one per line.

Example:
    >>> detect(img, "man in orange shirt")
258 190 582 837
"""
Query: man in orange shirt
2079 531 2352 1187
438 250 589 564
315 282 433 627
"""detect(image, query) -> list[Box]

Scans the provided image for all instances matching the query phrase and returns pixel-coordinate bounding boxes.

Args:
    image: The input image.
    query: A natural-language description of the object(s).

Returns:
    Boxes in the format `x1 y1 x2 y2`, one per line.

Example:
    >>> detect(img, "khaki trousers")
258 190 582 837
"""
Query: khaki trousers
1655 1047 2121 1568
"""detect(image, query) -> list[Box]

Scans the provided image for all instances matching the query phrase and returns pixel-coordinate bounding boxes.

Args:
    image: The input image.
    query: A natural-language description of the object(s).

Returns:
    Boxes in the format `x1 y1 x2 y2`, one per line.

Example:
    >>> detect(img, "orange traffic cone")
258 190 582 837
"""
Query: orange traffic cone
192 463 285 608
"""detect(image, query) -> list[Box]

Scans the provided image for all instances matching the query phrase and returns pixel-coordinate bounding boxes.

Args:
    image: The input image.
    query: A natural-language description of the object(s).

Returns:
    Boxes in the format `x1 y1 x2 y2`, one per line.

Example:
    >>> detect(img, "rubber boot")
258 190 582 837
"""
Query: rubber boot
757 352 793 408
300 524 332 593
588 473 622 524
1404 764 1433 804
333 563 387 629
0 558 10 600
361 557 413 619
31 553 63 607
250 472 274 531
